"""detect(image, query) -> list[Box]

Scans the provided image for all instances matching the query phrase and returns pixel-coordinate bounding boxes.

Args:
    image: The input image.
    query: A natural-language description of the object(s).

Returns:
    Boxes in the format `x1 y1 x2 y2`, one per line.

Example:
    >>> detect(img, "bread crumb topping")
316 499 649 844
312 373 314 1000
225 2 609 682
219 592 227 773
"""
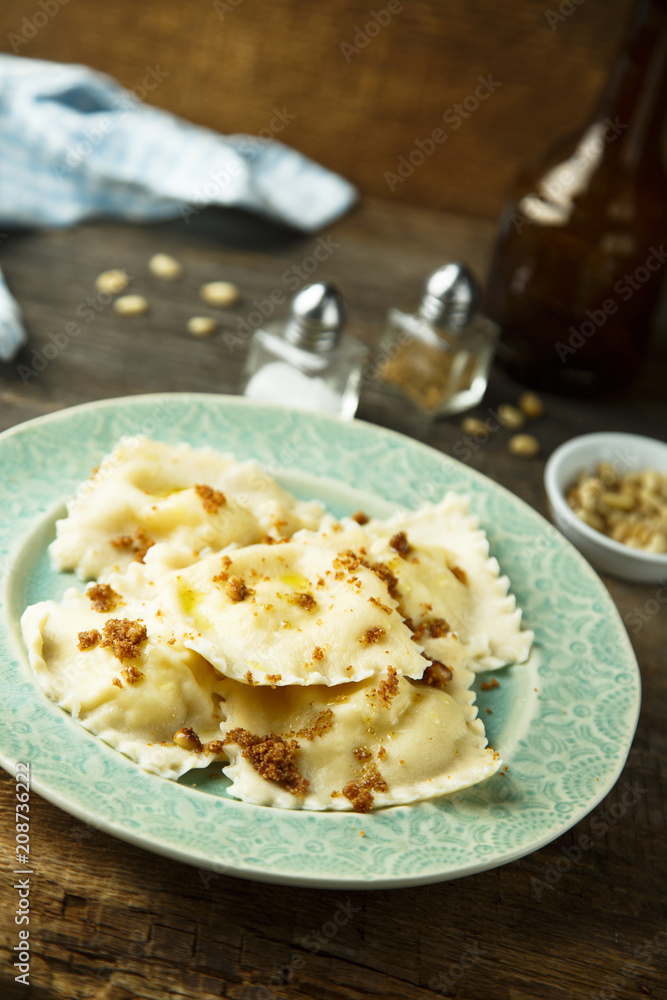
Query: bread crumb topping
77 629 101 651
111 528 155 563
226 576 250 602
87 583 122 613
389 531 412 558
360 626 386 645
340 763 388 813
195 483 227 514
286 592 316 610
409 617 450 642
100 618 148 662
295 709 334 741
376 666 399 706
223 727 309 796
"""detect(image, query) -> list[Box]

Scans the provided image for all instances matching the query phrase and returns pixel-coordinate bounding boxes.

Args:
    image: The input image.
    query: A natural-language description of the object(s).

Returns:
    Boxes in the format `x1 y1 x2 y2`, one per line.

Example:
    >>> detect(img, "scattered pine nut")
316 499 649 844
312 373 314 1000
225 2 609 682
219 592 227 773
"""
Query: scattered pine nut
113 294 149 316
187 316 218 337
173 727 202 751
200 281 240 307
518 391 544 419
95 269 129 295
149 253 183 281
508 433 540 458
498 404 525 430
461 417 488 438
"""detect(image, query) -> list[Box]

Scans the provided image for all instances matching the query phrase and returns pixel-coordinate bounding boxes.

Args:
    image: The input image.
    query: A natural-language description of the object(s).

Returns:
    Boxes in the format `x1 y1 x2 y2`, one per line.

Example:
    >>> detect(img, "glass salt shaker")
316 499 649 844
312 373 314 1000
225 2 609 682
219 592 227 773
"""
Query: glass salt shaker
376 262 499 417
242 282 368 419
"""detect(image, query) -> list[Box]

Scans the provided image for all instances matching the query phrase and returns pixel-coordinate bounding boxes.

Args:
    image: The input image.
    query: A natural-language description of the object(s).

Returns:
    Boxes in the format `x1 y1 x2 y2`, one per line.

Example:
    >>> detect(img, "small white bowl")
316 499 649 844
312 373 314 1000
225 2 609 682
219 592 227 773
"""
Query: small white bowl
544 432 667 584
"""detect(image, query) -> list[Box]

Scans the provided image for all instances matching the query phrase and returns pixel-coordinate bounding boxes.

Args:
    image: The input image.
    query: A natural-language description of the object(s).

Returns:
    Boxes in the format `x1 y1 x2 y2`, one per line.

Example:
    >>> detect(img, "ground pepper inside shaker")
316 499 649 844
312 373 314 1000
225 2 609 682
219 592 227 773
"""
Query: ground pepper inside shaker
375 262 499 418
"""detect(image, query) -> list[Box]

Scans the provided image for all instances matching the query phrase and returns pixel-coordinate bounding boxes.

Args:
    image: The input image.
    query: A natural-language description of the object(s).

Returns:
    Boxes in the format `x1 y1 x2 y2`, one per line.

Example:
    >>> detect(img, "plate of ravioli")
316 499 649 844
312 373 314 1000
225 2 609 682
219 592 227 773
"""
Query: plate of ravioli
0 394 640 887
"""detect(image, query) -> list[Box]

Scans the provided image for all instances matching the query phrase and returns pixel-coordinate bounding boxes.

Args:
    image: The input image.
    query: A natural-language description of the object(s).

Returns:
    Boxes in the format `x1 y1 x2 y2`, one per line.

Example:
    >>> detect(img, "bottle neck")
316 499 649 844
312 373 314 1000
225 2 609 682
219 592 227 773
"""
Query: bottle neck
592 0 667 172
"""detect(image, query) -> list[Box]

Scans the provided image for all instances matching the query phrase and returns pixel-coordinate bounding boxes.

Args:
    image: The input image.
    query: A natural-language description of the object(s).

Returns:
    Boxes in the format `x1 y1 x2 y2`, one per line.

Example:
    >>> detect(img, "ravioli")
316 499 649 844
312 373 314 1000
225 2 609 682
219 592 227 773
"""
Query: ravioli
365 496 534 670
20 438 534 810
50 436 323 580
218 664 499 811
20 584 226 778
155 528 428 686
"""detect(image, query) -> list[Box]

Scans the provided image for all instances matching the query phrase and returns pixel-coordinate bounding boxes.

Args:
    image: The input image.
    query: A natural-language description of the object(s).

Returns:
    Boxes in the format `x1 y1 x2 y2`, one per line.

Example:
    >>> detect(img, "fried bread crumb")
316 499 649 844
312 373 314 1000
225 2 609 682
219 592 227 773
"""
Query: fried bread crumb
100 618 148 662
223 728 309 795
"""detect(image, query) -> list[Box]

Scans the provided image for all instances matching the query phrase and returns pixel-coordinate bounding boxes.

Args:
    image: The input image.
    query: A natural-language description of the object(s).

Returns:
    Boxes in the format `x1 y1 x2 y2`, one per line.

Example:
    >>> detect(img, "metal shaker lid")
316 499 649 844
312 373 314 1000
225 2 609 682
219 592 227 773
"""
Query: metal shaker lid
284 281 346 351
418 262 480 331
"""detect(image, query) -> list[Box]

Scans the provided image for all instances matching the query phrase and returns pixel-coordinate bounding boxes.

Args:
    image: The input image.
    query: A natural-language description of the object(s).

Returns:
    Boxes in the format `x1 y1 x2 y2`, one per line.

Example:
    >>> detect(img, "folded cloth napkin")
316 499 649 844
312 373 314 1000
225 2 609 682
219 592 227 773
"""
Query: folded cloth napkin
0 55 358 361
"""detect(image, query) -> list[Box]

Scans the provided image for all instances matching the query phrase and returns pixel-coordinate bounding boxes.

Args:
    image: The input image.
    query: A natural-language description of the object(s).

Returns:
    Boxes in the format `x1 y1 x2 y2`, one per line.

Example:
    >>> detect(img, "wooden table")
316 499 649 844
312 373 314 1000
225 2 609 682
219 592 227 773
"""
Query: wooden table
1 198 666 1000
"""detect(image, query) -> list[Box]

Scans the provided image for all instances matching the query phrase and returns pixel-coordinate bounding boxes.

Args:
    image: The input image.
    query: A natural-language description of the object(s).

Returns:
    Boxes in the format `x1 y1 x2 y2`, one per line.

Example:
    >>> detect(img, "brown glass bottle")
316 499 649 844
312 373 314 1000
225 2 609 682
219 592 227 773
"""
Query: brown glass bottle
484 0 667 395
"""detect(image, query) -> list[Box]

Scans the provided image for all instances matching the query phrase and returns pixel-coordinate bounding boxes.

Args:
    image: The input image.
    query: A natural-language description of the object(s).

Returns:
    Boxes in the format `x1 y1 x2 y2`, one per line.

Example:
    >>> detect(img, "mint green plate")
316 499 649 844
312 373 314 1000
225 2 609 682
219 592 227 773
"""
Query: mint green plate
0 394 640 888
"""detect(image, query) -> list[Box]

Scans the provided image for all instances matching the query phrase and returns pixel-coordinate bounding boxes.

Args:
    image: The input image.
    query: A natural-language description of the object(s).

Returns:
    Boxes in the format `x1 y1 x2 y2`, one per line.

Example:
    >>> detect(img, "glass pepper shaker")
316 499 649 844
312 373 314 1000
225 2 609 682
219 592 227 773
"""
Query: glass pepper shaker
242 281 368 419
375 262 499 418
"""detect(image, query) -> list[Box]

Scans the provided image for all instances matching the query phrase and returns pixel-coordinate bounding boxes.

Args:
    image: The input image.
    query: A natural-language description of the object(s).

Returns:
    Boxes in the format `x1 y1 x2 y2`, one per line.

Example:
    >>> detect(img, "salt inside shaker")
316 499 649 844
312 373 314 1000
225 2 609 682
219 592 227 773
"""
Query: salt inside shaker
376 262 499 417
242 282 368 419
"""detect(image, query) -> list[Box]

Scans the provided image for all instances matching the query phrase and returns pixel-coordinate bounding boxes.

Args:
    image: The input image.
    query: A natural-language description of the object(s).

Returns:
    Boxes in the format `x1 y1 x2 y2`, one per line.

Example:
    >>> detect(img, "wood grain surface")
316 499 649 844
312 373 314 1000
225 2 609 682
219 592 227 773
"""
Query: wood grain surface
0 0 639 218
0 197 666 1000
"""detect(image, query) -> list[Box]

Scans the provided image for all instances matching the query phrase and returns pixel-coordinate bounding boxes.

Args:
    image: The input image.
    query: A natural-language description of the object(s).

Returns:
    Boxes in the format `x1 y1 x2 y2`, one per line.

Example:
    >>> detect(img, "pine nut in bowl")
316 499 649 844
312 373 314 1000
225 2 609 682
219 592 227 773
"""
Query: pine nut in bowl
544 432 667 583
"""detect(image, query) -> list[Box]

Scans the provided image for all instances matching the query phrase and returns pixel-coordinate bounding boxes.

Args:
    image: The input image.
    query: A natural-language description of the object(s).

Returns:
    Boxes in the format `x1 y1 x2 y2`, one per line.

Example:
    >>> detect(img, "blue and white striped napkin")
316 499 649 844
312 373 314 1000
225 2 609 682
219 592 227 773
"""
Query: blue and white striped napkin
0 55 357 361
